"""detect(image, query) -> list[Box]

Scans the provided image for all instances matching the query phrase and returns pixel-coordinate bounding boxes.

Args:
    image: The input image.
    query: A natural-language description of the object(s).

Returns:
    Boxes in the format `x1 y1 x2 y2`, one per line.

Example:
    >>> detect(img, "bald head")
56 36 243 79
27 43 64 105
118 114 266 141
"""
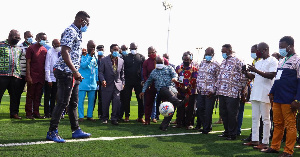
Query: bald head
8 29 21 46
257 42 269 59
156 55 164 64
87 40 96 54
163 53 169 60
129 42 137 50
52 39 60 48
121 45 128 51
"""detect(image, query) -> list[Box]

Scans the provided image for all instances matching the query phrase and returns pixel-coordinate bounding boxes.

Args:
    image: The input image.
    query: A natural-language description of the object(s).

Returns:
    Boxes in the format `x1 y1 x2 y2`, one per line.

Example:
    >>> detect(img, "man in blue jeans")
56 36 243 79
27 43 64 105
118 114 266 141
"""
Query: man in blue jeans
46 11 91 143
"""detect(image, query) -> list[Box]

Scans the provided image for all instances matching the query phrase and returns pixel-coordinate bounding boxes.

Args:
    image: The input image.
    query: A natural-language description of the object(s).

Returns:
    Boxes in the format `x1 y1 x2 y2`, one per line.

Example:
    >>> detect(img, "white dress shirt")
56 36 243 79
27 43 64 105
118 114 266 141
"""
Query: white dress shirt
250 56 278 103
45 47 59 82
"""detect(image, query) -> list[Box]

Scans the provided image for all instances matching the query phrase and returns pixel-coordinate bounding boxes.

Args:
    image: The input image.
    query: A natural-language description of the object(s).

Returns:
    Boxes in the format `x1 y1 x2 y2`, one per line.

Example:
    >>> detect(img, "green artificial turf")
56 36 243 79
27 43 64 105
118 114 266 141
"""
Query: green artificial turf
0 91 298 156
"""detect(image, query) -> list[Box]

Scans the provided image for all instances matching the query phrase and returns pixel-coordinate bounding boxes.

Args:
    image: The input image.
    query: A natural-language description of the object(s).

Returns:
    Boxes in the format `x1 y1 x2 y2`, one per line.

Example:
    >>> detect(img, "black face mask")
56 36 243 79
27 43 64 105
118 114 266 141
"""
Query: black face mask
10 39 20 45
183 61 190 67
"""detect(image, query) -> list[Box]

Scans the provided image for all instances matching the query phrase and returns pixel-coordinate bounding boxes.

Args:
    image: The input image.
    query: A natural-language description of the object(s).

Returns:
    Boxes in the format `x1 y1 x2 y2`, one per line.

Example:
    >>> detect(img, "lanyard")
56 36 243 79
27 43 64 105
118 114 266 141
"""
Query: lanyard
281 54 293 68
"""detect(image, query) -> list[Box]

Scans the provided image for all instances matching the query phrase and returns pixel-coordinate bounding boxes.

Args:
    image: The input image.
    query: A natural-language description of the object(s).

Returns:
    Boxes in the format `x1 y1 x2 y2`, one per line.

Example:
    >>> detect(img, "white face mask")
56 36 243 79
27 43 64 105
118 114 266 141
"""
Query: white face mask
55 47 61 52
156 64 164 69
131 50 137 55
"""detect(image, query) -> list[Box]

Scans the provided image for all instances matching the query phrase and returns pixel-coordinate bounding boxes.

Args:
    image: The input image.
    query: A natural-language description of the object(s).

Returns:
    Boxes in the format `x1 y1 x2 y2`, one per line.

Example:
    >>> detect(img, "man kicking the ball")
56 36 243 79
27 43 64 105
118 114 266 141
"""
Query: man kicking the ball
139 55 186 131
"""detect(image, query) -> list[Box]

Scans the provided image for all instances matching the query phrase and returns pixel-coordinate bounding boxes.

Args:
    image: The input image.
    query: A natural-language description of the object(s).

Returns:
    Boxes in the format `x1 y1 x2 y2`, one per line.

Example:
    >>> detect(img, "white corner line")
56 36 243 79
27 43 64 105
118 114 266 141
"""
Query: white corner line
0 128 251 147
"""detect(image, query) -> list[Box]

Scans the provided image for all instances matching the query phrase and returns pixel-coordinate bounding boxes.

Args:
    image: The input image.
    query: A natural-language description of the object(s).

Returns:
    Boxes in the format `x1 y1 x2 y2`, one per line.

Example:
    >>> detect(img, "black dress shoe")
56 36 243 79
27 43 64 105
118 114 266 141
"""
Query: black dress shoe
241 136 252 142
202 131 209 134
111 120 119 125
159 126 167 131
226 136 236 140
33 115 45 119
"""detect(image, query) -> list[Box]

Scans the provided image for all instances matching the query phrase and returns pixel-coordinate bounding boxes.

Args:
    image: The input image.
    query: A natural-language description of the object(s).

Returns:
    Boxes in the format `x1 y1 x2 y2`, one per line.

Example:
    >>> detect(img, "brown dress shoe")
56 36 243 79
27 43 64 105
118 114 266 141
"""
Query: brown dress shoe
124 117 129 122
152 119 157 123
87 118 95 121
144 119 150 125
10 114 22 119
261 147 279 153
243 141 260 146
253 143 269 149
136 118 145 123
78 118 84 122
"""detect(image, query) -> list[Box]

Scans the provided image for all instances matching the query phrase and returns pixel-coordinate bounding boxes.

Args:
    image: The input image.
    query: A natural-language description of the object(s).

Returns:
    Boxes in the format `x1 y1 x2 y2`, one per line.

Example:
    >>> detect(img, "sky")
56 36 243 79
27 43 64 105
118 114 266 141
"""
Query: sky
2 0 300 66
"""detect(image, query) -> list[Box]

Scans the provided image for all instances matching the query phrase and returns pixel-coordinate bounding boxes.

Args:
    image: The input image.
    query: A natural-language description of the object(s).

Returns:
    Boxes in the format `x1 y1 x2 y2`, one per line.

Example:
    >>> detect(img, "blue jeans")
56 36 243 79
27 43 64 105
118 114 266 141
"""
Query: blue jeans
151 94 157 119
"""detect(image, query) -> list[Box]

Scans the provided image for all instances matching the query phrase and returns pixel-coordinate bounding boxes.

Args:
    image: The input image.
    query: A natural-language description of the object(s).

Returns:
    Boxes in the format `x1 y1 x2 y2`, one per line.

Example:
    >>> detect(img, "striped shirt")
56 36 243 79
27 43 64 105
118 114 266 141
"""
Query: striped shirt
196 60 220 95
18 42 31 76
215 56 246 98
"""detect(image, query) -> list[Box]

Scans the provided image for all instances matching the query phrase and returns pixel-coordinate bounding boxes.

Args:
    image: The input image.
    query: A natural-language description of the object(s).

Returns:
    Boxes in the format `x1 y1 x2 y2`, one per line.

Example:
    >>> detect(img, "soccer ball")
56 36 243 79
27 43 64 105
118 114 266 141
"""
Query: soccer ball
159 102 174 117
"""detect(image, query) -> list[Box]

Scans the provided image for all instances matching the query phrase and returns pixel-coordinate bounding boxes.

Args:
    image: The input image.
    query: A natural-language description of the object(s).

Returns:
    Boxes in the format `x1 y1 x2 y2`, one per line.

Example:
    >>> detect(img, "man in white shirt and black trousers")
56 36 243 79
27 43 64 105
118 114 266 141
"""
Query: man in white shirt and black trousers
44 39 61 118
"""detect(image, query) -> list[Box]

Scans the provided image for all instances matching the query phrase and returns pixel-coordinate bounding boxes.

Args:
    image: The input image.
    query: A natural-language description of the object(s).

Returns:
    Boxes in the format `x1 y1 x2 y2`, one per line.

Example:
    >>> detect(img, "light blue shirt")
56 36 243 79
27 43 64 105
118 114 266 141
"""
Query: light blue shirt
79 54 98 91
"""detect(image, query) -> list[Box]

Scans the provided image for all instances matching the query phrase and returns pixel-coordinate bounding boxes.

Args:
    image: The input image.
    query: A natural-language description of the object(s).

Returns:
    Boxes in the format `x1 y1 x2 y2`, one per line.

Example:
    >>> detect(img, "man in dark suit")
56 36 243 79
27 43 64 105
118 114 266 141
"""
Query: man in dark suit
99 44 125 125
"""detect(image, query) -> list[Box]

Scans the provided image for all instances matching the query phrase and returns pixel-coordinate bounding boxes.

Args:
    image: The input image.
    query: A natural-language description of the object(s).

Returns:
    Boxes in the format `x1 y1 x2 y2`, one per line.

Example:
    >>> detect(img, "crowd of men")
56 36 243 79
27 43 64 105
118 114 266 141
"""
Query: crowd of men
0 11 300 156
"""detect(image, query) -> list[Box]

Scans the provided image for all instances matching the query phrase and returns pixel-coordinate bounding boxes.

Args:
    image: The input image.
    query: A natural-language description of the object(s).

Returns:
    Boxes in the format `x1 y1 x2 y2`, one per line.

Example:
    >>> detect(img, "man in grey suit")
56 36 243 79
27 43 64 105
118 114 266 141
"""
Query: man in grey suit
99 44 125 125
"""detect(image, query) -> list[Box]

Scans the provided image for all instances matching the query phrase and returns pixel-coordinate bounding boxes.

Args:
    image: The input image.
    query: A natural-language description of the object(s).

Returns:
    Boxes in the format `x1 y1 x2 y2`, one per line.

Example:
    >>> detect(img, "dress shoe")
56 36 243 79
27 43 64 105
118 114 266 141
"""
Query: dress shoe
87 118 95 121
124 117 130 122
10 114 22 119
241 136 251 142
170 120 177 124
136 118 145 123
159 126 167 131
202 131 209 134
260 147 279 153
33 115 45 119
102 120 108 124
253 143 269 149
152 119 157 123
225 136 236 140
295 145 300 149
144 119 150 125
172 124 182 128
111 120 119 125
186 125 194 130
78 118 84 122
278 152 293 157
243 141 260 146
26 116 35 119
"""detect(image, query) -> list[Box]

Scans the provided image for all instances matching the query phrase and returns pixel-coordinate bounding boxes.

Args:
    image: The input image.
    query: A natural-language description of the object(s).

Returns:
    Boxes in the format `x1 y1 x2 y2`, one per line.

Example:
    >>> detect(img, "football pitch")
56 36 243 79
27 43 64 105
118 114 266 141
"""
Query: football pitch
0 92 298 157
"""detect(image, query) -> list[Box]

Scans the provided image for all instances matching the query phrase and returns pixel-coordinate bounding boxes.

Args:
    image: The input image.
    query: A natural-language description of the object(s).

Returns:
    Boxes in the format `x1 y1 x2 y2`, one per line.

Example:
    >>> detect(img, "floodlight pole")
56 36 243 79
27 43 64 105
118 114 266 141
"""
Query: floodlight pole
163 1 172 54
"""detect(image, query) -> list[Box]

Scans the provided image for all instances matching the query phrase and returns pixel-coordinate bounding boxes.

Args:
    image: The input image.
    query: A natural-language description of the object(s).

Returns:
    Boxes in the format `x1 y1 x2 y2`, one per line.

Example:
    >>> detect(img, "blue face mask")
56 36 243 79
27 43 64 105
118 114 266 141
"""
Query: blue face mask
80 25 88 32
251 53 257 59
222 53 227 59
205 55 212 61
98 51 103 56
112 51 119 57
122 51 128 55
27 37 33 44
279 48 288 57
39 40 46 46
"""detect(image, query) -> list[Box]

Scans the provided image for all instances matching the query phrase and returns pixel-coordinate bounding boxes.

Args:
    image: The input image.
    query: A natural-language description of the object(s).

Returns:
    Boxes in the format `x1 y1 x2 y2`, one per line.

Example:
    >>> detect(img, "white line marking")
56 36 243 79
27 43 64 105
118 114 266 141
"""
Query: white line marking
0 128 251 147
